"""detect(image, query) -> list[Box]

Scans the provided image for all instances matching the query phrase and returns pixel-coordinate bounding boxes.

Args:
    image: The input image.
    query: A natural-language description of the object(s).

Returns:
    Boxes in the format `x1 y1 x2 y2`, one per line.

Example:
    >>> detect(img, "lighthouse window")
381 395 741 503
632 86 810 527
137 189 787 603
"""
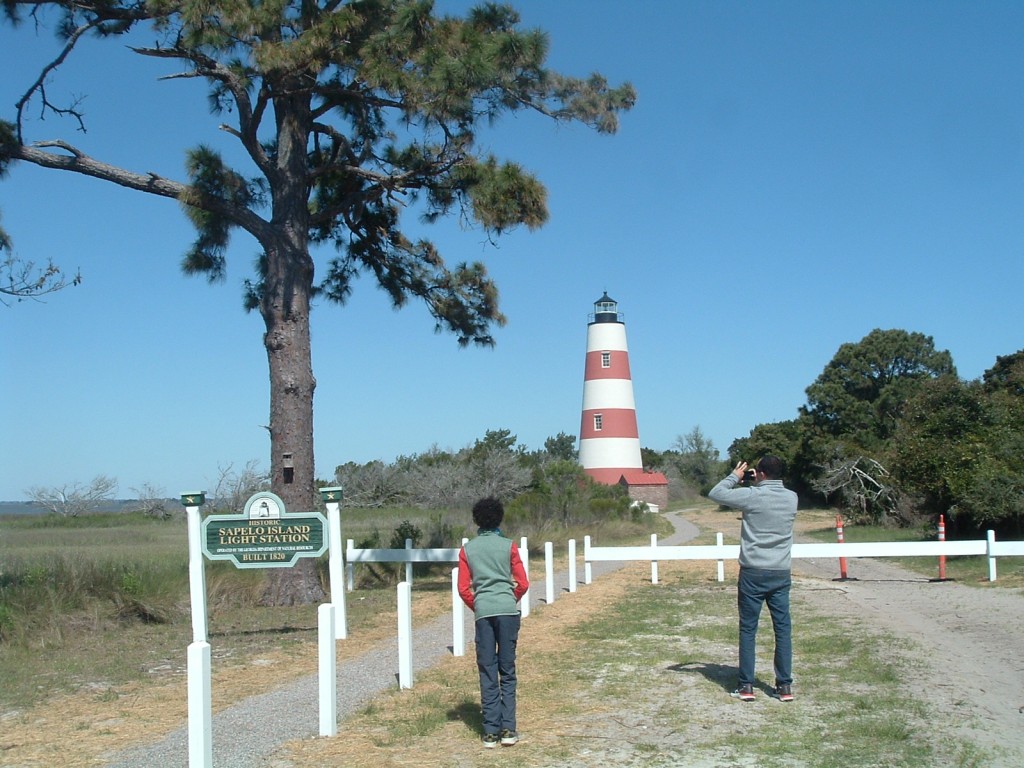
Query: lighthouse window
594 414 603 431
601 351 611 368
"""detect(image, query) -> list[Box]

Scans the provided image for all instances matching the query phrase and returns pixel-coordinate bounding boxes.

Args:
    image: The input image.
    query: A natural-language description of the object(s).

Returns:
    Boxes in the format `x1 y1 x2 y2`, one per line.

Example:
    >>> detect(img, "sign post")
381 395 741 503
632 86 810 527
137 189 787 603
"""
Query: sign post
184 488 344 762
181 491 212 768
319 486 348 639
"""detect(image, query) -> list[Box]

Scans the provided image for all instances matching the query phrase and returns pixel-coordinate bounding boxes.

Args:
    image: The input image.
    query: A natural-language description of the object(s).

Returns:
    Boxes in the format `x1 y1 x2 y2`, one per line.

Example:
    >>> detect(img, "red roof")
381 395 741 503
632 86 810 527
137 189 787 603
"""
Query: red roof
585 468 668 486
618 469 668 486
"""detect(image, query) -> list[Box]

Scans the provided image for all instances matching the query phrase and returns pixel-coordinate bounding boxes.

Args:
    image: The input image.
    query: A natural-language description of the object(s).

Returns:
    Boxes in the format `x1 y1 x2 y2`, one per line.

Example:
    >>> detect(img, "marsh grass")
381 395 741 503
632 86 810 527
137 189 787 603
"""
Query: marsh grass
0 506 663 711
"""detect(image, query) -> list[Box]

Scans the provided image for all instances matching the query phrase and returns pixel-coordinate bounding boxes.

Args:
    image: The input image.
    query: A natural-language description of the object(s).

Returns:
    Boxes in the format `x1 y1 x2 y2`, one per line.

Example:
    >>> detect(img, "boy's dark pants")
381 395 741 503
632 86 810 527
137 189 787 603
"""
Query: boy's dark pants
474 613 521 735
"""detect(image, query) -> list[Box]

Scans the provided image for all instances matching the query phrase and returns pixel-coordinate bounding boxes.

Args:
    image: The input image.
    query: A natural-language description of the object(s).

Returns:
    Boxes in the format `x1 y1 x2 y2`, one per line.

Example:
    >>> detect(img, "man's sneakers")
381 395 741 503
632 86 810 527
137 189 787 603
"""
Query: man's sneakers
730 683 756 701
483 730 520 748
730 683 795 702
500 729 520 746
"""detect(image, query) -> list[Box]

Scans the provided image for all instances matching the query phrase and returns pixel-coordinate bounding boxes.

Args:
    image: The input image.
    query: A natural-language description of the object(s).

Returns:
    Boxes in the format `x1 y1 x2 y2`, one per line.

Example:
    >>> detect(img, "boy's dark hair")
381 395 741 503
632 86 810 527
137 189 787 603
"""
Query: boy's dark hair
756 455 786 479
472 497 504 530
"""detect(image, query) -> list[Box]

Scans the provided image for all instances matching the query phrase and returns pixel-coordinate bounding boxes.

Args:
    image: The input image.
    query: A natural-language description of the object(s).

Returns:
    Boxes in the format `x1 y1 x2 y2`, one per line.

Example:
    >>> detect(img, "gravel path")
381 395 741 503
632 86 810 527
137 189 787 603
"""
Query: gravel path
792 551 1024 762
104 515 701 768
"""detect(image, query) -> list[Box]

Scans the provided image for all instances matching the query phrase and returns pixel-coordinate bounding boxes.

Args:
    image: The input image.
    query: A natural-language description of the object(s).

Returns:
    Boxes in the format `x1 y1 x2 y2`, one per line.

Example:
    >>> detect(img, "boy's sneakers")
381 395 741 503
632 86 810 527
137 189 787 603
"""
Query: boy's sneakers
500 729 520 746
775 684 794 702
730 683 756 701
482 733 499 749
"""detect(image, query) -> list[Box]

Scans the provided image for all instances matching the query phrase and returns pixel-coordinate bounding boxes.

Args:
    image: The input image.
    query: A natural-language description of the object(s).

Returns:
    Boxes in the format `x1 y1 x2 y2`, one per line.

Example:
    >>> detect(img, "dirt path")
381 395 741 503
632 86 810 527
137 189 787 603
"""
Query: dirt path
543 509 1024 768
792 552 1024 762
679 505 1024 762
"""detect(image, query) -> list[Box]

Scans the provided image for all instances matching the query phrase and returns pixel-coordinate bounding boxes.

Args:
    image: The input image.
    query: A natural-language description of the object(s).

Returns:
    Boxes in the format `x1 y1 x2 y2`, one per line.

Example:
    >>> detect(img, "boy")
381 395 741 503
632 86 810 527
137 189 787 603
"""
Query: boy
457 497 530 748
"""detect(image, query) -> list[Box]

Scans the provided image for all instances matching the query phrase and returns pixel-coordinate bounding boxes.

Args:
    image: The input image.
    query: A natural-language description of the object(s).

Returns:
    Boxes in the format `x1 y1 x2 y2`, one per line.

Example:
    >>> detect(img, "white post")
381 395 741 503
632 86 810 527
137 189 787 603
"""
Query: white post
187 641 213 768
568 539 577 593
716 532 725 582
987 530 998 582
318 604 337 736
519 536 530 618
545 541 555 604
185 505 208 643
452 567 465 657
326 503 347 639
584 535 593 585
397 581 413 689
651 533 659 584
405 538 414 586
346 539 355 592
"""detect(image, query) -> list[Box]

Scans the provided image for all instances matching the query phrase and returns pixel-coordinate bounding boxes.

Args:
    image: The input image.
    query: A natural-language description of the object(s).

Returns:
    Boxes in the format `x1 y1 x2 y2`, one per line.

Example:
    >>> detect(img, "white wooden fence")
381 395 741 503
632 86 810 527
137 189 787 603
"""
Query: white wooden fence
583 530 1024 583
345 538 462 589
345 537 535 609
346 531 1024 595
354 529 1023 695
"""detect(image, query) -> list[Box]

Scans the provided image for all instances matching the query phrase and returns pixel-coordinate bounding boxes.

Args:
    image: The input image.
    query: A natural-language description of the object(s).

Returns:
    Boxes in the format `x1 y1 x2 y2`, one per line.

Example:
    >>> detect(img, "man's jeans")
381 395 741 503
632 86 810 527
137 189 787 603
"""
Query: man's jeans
737 567 792 687
475 613 521 734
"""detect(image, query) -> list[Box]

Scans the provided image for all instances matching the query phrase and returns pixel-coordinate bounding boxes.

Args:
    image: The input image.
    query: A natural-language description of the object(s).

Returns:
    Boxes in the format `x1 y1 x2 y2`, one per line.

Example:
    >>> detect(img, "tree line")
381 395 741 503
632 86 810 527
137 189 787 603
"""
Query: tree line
331 428 638 532
649 329 1023 538
26 328 1022 540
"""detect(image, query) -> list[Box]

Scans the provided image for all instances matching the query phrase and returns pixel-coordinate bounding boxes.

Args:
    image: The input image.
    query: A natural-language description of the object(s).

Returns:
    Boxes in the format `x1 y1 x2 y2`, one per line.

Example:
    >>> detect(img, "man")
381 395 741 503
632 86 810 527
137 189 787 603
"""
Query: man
708 455 798 702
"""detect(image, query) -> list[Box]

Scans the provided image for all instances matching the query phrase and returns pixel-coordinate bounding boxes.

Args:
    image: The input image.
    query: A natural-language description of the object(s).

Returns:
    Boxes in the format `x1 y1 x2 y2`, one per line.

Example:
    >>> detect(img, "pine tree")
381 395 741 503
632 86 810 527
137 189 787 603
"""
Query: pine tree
1 0 634 603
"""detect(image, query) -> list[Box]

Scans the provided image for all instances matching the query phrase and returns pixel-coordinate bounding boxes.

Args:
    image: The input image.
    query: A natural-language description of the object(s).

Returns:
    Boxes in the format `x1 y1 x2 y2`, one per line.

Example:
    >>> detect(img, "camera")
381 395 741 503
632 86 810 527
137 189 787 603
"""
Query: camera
742 467 757 485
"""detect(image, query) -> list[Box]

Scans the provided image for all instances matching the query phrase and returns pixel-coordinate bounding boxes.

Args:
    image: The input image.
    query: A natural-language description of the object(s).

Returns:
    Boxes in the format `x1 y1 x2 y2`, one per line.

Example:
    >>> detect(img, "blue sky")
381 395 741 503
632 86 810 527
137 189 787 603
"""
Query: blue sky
3 1 1023 501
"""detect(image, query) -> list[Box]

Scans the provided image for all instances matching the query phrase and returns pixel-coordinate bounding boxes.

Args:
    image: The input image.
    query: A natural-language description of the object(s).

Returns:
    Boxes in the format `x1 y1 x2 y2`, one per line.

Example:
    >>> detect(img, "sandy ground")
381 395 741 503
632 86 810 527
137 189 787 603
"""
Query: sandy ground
551 509 1024 767
792 553 1024 763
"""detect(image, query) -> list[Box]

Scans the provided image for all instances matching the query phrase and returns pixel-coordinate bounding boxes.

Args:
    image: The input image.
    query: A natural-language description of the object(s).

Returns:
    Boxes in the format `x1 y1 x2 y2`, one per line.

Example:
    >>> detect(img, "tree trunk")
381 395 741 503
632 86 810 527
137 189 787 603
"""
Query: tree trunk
257 241 326 606
254 82 331 606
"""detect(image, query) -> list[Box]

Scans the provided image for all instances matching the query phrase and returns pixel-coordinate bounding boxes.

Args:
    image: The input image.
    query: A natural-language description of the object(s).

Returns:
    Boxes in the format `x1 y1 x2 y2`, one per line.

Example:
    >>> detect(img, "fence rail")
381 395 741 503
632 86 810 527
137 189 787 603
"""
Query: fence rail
342 532 1024 589
584 530 1024 582
346 546 461 563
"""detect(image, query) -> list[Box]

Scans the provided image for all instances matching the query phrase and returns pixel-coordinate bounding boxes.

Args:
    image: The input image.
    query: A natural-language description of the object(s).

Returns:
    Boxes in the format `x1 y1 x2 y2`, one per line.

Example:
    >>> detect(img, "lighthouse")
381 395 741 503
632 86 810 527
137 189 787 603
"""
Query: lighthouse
578 292 644 484
578 293 669 510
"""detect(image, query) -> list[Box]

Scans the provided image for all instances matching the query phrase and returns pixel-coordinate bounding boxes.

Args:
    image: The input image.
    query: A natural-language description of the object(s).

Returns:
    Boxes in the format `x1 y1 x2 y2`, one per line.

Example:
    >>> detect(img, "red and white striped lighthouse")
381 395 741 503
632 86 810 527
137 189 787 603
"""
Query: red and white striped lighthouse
579 292 644 484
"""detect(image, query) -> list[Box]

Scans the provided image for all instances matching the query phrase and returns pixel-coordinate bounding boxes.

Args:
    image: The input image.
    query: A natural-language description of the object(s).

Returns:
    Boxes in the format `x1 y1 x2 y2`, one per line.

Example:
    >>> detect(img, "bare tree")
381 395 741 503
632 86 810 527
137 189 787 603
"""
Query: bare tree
1 251 80 306
129 482 172 519
404 455 466 510
333 460 409 508
466 448 532 503
26 474 117 517
812 456 900 524
208 460 269 513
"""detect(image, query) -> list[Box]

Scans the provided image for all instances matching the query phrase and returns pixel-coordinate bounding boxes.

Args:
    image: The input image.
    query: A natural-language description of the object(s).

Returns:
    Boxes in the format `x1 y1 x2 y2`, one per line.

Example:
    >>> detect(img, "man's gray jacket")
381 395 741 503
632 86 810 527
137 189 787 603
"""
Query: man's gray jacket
708 475 798 570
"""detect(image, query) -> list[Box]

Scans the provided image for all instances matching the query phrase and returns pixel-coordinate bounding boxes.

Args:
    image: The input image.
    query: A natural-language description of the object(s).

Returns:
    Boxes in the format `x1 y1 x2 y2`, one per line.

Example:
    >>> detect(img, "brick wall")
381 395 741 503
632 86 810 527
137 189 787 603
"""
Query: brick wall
625 483 668 510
